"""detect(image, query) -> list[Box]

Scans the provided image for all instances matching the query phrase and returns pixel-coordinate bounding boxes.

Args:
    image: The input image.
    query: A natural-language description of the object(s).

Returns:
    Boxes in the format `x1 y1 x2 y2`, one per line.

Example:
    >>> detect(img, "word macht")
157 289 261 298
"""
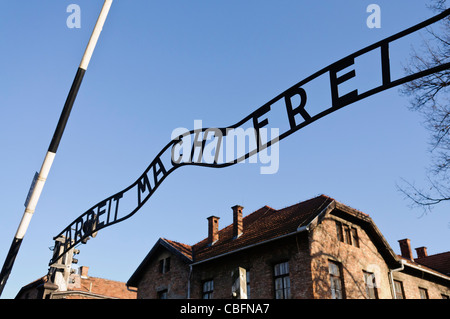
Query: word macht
171 120 280 175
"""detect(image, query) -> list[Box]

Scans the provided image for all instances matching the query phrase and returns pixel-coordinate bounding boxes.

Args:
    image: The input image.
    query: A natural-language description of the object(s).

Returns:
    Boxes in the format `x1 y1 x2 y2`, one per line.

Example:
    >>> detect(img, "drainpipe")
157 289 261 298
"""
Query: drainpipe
187 264 193 299
389 259 405 299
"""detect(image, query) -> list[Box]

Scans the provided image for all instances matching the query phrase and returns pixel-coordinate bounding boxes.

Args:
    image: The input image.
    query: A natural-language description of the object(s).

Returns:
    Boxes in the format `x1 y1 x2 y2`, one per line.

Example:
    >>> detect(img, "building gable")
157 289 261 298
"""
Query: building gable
128 238 192 288
127 194 450 299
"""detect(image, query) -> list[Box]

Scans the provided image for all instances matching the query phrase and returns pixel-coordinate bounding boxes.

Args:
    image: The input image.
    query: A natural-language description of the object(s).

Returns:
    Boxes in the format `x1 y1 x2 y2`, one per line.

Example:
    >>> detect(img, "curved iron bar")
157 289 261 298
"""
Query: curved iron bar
50 9 450 264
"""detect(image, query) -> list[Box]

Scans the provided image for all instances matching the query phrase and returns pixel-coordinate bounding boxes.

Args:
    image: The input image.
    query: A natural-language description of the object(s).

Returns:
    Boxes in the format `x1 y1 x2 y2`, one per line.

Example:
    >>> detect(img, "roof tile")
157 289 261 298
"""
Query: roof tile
165 195 334 262
414 251 450 276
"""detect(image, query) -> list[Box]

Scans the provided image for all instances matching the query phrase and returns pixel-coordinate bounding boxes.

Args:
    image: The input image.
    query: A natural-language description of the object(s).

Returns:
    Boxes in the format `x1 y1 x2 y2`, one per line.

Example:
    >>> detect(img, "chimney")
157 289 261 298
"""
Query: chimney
415 246 428 259
207 216 220 245
232 205 244 239
79 266 89 278
398 239 413 260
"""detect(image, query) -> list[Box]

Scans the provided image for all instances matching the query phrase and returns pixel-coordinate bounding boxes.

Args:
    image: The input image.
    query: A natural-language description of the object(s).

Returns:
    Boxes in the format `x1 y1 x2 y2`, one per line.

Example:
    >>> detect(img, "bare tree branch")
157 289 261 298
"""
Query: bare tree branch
399 0 450 211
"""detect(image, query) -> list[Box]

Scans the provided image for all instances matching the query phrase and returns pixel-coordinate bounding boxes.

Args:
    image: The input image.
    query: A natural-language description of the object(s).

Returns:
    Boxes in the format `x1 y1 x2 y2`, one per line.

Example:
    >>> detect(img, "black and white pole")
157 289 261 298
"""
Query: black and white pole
0 0 113 297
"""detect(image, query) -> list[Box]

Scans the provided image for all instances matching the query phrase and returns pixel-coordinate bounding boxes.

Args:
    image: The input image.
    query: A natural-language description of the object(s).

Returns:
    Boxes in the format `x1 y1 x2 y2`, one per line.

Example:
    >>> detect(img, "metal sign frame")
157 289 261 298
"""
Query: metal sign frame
50 8 450 264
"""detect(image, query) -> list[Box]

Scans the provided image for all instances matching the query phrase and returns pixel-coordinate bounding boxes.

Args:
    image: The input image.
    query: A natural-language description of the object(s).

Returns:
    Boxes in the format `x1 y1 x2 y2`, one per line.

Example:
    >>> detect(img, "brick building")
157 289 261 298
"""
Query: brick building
127 195 450 299
16 266 137 299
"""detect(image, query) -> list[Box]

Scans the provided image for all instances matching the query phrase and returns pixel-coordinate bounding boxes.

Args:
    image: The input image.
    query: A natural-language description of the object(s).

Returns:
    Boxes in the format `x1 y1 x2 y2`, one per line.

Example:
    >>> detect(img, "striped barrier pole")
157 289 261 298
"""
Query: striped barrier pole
0 0 113 297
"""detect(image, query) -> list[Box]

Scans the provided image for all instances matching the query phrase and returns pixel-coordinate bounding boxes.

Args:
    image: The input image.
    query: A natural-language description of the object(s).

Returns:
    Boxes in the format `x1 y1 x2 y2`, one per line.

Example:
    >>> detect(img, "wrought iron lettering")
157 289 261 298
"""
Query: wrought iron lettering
50 9 450 264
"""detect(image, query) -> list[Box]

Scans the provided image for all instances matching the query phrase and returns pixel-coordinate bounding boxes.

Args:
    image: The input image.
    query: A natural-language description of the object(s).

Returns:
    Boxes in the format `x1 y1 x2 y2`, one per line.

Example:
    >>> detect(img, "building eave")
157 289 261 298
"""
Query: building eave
127 238 192 287
330 202 402 269
191 227 308 266
401 258 450 282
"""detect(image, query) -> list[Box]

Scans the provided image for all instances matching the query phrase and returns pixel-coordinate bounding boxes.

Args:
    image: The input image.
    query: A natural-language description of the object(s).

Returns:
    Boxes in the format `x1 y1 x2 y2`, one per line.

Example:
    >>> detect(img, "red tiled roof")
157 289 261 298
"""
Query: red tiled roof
67 276 137 299
16 273 136 299
128 195 335 286
129 194 418 287
162 238 193 261
414 251 450 276
129 194 450 287
162 195 334 263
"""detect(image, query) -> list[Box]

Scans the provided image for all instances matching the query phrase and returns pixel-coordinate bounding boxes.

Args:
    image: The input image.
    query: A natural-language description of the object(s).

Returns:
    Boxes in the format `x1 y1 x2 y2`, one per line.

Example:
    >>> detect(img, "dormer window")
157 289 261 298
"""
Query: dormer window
351 227 359 248
159 257 170 274
335 220 359 248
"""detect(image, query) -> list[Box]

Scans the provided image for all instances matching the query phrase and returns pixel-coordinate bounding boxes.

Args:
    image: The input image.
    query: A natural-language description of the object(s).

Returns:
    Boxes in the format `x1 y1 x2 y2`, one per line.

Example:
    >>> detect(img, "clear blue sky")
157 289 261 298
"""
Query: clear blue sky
0 1 448 298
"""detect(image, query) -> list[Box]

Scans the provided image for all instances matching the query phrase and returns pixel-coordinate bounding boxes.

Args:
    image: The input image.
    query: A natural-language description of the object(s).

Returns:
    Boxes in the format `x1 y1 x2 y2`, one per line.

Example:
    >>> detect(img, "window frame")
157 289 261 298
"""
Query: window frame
202 279 214 299
343 224 352 245
246 269 251 299
393 280 405 299
336 221 344 242
273 261 291 299
328 260 345 299
159 257 171 274
157 289 168 299
363 270 379 299
335 219 360 248
419 287 429 299
351 227 359 248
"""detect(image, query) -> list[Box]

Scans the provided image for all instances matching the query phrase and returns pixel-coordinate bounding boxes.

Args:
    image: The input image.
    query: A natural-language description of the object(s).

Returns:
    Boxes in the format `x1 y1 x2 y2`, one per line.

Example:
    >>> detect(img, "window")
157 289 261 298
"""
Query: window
343 225 352 245
246 270 251 299
393 280 405 299
274 261 290 299
335 220 359 248
202 280 214 299
351 227 359 248
159 257 170 274
364 271 378 299
328 260 344 299
157 289 167 299
336 221 344 242
419 287 429 299
232 268 249 299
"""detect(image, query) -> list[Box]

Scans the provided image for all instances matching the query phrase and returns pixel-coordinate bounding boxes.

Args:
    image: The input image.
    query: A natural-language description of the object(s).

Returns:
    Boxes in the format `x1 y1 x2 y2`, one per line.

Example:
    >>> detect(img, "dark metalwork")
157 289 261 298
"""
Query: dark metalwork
50 9 450 264
0 67 87 297
48 67 86 153
0 0 112 295
0 238 23 296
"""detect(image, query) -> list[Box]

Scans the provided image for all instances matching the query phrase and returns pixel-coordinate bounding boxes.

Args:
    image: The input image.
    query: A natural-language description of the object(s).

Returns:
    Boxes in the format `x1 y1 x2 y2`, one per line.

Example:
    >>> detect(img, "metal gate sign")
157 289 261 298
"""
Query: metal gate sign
50 9 450 264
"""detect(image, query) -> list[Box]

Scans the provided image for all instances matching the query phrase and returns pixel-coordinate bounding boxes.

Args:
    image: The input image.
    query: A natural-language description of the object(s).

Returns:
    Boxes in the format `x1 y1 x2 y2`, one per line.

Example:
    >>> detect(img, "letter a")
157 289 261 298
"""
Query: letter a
67 4 81 29
366 4 381 29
